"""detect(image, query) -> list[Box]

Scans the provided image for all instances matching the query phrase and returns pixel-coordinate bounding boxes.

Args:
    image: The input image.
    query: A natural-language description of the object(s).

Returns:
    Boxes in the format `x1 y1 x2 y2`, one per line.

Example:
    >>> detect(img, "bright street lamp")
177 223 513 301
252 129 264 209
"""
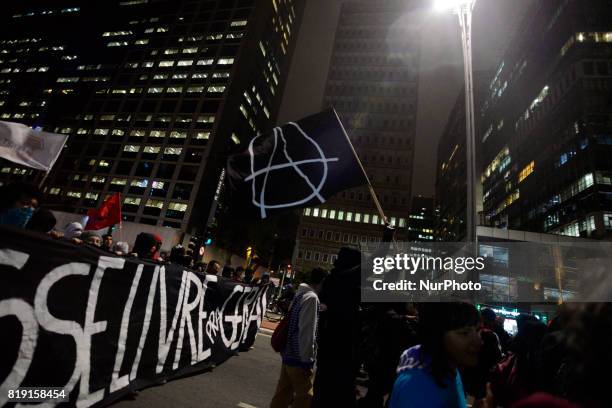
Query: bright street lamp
436 0 478 245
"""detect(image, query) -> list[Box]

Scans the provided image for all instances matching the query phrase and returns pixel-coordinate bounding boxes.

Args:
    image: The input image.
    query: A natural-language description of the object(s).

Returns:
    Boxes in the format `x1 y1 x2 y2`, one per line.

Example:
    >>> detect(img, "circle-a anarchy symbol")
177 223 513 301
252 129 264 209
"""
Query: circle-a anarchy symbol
244 122 339 219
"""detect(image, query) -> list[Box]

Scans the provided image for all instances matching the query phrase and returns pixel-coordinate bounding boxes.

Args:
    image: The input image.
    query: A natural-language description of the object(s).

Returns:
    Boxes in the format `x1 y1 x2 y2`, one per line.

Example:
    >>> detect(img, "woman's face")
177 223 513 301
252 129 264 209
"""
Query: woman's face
444 325 482 368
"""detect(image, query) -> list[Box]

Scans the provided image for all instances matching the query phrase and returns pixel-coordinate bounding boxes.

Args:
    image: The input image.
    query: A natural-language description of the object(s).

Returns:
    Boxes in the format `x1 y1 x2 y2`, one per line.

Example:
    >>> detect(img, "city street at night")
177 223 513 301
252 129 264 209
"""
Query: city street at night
113 333 278 408
1 0 612 407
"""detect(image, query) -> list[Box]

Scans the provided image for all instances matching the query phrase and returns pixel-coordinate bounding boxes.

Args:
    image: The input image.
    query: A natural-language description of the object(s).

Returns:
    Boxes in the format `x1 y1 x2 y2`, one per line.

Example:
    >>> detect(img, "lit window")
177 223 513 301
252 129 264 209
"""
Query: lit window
91 176 105 183
143 146 160 153
168 202 187 211
187 86 204 93
172 73 188 79
57 77 79 83
231 20 248 27
166 86 183 93
123 145 140 152
85 192 98 200
134 39 149 45
212 72 230 78
49 188 61 195
231 134 240 144
182 47 198 53
170 131 187 139
177 60 193 66
147 87 163 93
111 178 127 185
143 61 154 67
159 60 174 67
67 191 82 198
149 130 165 138
131 179 148 187
103 31 133 37
518 161 535 183
163 147 182 155
217 58 234 65
107 41 128 47
164 49 179 55
123 197 141 205
145 199 164 208
192 73 208 79
93 129 109 135
98 160 110 167
197 59 214 65
112 129 125 136
197 115 215 123
195 132 210 140
207 85 226 93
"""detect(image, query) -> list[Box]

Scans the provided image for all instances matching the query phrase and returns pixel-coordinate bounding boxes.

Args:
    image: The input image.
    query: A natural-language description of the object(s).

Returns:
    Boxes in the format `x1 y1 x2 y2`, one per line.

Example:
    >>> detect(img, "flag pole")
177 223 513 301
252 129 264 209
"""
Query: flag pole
331 108 389 225
38 170 50 189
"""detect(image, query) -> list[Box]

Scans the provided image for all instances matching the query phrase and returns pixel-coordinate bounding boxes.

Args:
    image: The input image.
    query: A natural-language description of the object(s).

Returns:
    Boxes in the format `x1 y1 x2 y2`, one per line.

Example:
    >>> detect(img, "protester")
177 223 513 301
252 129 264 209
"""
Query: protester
221 264 234 278
63 222 84 243
270 267 328 408
112 241 129 256
0 182 41 227
359 303 419 408
25 208 57 234
81 231 102 247
462 308 504 402
482 308 510 353
388 302 482 408
231 268 243 283
243 267 254 284
490 318 546 407
313 226 395 408
205 259 221 275
132 232 162 260
102 234 113 252
561 303 612 407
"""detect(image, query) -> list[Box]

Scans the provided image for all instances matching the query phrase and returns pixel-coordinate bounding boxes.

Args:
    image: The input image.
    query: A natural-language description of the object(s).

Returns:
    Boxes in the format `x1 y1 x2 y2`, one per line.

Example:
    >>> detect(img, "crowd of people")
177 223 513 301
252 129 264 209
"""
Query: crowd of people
0 181 269 283
3 182 611 408
270 249 612 408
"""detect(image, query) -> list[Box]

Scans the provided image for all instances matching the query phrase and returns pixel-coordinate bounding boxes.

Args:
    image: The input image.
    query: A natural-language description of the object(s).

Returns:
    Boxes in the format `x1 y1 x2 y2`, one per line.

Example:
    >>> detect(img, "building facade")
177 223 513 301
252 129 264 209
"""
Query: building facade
407 195 435 242
0 0 304 234
480 0 612 239
295 0 421 271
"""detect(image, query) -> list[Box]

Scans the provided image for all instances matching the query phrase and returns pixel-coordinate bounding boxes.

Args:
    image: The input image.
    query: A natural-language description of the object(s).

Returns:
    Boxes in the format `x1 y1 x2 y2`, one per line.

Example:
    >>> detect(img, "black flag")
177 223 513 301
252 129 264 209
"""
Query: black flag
226 109 368 219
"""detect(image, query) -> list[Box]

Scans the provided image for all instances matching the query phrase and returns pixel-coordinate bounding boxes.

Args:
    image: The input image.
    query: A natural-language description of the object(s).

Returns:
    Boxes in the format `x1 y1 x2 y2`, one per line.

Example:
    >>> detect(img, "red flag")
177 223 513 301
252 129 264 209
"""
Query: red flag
85 193 122 230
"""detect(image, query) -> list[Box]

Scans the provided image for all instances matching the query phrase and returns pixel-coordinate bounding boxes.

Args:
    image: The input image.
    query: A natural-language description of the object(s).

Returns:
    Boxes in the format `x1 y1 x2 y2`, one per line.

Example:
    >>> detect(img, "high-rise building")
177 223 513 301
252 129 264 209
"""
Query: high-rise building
0 0 304 234
295 0 421 271
480 0 612 239
407 195 435 242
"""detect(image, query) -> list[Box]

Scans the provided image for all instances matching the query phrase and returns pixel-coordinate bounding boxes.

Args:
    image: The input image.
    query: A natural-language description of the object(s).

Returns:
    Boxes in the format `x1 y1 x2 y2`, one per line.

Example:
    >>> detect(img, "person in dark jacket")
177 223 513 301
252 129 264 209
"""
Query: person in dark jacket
313 226 395 408
359 302 419 408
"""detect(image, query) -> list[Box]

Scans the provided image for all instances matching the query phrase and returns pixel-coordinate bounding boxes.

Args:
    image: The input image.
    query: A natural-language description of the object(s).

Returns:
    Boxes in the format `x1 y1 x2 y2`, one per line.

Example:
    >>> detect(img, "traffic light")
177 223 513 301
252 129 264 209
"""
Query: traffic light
204 231 214 246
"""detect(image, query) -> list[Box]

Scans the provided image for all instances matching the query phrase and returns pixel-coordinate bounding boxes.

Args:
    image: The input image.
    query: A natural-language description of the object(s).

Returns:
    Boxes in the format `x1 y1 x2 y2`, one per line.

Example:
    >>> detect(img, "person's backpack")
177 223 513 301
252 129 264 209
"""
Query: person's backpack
271 314 290 352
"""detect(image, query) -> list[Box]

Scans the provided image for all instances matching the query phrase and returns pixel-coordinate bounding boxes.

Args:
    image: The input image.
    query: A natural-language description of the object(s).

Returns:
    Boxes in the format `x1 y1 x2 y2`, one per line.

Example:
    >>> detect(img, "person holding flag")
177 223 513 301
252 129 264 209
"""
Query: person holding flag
84 192 122 231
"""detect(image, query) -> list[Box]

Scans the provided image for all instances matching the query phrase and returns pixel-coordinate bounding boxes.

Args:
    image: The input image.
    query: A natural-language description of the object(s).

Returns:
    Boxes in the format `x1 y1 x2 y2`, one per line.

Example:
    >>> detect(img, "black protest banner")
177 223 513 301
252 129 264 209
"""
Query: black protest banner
0 227 269 407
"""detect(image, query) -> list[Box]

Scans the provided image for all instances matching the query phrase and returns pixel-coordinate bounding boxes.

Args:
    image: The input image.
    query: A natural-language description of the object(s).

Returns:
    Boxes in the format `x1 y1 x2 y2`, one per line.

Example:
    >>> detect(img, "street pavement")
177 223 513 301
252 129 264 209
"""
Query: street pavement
112 330 279 408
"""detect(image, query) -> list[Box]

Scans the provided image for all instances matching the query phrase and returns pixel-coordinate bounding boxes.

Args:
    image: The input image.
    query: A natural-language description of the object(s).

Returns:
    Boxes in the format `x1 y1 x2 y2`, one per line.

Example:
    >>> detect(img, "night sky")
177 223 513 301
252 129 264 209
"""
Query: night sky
278 0 533 198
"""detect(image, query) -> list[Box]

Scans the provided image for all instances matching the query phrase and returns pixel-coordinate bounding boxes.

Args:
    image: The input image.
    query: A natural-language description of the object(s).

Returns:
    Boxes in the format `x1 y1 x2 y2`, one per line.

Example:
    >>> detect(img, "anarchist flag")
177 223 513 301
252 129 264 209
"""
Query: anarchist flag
85 192 122 230
226 109 368 219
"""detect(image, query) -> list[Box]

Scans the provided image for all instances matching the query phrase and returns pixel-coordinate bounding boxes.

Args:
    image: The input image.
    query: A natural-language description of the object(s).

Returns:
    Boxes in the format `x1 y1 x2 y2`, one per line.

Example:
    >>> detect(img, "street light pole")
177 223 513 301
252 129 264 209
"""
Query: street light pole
457 0 478 246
